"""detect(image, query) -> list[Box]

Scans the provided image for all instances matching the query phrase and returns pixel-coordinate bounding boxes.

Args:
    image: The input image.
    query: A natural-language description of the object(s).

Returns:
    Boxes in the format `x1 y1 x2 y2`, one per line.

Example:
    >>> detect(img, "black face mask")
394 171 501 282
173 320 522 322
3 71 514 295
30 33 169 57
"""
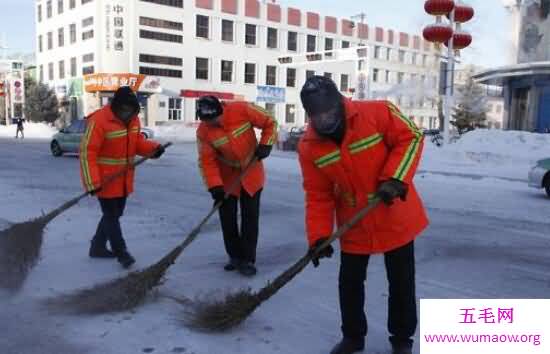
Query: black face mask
310 103 345 136
113 105 135 123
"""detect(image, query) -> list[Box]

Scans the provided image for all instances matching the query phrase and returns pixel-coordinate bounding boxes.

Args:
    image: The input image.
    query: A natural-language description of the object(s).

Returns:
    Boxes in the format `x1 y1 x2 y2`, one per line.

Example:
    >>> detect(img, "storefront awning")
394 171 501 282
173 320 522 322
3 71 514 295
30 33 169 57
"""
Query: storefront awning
473 61 550 86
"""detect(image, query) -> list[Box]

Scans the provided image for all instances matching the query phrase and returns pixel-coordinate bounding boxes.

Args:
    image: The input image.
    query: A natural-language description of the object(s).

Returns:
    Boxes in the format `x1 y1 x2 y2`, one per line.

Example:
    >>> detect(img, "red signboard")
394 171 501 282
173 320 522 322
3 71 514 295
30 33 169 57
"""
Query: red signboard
180 90 235 100
0 82 4 97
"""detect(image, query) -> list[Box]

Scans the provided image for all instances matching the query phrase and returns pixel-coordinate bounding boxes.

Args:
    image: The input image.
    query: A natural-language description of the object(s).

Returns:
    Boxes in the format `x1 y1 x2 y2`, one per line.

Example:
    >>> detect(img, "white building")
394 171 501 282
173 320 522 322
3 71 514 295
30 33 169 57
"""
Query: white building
35 0 441 129
0 59 25 125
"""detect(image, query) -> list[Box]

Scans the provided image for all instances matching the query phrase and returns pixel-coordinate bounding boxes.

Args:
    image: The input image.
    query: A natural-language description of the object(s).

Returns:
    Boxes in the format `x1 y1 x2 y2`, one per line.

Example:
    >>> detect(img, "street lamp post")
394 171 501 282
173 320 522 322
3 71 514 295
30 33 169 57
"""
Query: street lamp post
423 0 474 144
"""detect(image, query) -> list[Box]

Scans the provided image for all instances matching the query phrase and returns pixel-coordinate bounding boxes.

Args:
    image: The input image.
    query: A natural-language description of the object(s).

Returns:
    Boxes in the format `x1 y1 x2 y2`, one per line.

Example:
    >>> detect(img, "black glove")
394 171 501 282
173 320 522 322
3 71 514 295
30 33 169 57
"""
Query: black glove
308 238 334 268
255 144 272 160
90 187 102 196
151 145 165 159
376 179 408 206
209 186 226 203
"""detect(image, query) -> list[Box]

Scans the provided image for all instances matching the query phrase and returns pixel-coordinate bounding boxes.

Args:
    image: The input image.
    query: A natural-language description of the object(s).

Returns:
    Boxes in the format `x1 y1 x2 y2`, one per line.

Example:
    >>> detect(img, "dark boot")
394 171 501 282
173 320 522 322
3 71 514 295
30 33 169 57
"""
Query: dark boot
238 261 257 277
224 258 242 271
89 241 116 258
117 250 136 269
392 343 412 354
329 338 365 354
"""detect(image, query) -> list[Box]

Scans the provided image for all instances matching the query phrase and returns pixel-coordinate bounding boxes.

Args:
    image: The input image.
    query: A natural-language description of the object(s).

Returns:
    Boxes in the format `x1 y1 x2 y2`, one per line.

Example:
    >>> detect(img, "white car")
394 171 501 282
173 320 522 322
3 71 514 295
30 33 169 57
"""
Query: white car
528 158 550 197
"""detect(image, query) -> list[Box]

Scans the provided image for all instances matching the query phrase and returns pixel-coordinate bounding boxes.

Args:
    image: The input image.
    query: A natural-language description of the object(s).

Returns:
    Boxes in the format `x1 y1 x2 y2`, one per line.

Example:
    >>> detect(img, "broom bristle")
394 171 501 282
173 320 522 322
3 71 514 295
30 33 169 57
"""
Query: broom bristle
183 288 261 331
45 245 183 314
0 217 48 291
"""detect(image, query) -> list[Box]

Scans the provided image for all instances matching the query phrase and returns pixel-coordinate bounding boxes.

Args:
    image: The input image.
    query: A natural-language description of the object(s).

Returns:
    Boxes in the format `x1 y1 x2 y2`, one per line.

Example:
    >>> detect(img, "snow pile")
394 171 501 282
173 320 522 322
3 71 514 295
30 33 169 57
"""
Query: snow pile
448 129 550 164
0 122 57 139
421 129 550 180
152 123 198 142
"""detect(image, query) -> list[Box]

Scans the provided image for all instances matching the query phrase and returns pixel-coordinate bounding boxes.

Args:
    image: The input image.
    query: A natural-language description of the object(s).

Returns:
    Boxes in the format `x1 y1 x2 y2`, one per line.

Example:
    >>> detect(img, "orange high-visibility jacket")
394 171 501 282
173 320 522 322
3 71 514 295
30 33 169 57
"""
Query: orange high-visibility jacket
298 99 429 255
79 105 160 199
196 101 278 197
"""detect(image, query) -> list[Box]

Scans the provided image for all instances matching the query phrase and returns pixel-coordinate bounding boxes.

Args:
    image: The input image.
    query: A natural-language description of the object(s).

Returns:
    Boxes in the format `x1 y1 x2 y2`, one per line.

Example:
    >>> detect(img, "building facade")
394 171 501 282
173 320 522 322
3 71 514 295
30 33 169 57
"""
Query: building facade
0 60 25 125
35 0 441 129
475 0 550 132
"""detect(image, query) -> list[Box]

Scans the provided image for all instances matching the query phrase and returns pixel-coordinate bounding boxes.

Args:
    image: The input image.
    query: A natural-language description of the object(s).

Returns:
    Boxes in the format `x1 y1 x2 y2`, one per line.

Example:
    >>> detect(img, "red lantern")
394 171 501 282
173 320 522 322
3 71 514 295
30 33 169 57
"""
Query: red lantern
424 0 455 16
445 31 472 50
423 24 454 45
449 3 474 23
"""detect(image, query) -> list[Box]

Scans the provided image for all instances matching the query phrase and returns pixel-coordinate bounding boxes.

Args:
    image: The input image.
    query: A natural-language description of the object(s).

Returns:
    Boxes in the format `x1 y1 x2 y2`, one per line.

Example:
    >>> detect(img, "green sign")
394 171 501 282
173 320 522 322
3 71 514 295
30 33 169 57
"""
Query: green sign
68 78 83 97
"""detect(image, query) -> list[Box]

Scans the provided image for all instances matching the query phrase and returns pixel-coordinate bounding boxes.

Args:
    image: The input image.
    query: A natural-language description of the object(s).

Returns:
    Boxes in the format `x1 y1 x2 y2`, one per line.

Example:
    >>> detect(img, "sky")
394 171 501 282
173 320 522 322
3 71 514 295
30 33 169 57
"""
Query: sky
0 0 511 69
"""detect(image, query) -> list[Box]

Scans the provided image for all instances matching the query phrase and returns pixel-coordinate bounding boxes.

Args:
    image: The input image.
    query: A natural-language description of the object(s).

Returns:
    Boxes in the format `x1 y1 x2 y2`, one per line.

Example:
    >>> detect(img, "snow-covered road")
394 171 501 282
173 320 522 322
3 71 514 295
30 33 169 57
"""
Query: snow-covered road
0 138 549 354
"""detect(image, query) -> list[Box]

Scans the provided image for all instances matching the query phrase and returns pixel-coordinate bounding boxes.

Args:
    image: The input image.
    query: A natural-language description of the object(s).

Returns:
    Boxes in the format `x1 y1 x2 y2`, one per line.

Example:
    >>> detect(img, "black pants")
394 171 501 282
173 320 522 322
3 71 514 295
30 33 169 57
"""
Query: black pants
339 241 417 347
218 189 262 263
92 197 128 254
15 128 24 138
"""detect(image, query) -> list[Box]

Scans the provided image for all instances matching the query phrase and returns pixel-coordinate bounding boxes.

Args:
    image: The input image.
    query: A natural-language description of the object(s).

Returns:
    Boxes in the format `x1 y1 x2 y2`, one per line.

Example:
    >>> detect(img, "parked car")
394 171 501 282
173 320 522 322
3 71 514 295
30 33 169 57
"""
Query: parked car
50 119 154 157
528 158 550 197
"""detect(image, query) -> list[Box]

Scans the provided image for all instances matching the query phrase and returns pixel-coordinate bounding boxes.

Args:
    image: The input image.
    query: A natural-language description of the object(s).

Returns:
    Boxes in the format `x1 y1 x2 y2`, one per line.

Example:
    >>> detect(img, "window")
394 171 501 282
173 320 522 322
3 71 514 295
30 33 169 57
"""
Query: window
285 104 296 124
342 40 350 49
139 66 182 78
245 24 256 45
82 30 94 40
38 35 43 52
372 68 379 82
325 38 334 51
386 48 392 61
168 98 183 120
48 62 54 81
307 35 316 52
398 72 404 83
412 53 417 65
81 0 93 4
69 0 75 9
266 65 277 86
39 65 44 82
140 30 183 43
374 46 381 59
196 15 209 39
37 5 42 22
47 0 52 18
140 0 183 7
488 104 493 112
244 63 256 84
82 66 94 75
83 53 94 63
306 70 315 79
286 68 296 87
423 55 428 66
265 103 276 118
139 17 183 31
196 57 209 80
47 32 53 49
58 28 64 47
496 105 502 113
82 17 93 27
324 72 332 80
70 57 77 77
340 74 349 92
59 60 65 79
70 24 76 43
398 50 405 63
386 70 391 83
58 0 64 14
222 19 234 42
267 28 278 49
139 54 182 66
288 31 297 51
221 60 234 82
